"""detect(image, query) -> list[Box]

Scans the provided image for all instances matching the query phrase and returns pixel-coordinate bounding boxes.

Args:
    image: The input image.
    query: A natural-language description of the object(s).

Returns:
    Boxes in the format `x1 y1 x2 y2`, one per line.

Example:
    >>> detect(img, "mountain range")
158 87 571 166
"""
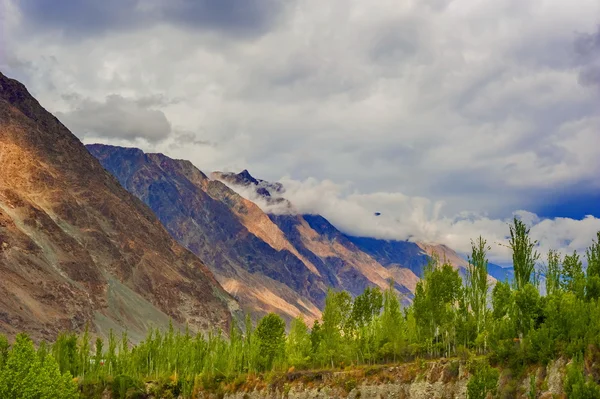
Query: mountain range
88 145 513 325
0 72 238 342
0 71 513 340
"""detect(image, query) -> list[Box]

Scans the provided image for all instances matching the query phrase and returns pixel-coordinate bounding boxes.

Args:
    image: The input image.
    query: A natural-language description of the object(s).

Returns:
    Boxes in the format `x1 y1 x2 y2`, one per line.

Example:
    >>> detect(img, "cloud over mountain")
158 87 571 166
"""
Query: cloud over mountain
221 176 600 265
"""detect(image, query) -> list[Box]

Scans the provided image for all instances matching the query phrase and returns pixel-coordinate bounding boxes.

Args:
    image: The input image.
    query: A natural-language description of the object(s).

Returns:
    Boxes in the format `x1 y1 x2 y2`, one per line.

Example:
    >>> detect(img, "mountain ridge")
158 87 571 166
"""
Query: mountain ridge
0 72 237 342
88 145 508 324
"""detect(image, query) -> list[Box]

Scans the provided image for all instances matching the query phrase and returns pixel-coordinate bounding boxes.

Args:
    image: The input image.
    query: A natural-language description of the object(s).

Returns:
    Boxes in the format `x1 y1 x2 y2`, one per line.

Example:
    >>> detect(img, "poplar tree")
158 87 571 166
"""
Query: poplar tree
286 316 311 368
545 249 562 296
586 232 600 300
508 217 540 290
466 236 491 336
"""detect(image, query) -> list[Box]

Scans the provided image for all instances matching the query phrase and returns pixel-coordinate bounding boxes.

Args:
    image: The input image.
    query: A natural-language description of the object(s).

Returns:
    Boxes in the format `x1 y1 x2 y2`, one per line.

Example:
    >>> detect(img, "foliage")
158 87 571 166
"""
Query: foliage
0 333 78 398
565 356 600 399
255 313 286 371
507 217 540 290
466 362 499 399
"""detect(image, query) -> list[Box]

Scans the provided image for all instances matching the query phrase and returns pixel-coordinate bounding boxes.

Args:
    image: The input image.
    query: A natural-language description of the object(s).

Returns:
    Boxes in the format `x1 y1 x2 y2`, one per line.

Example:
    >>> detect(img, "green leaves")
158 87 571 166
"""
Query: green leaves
255 313 286 371
466 362 499 399
0 333 78 398
508 217 540 290
286 317 311 369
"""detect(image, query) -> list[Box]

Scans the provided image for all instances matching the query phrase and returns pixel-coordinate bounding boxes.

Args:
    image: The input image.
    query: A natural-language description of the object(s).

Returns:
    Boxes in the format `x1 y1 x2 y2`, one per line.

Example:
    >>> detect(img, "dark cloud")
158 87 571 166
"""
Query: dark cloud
578 66 600 88
56 94 172 142
574 26 600 58
574 26 600 89
161 0 286 36
18 0 143 37
17 0 288 39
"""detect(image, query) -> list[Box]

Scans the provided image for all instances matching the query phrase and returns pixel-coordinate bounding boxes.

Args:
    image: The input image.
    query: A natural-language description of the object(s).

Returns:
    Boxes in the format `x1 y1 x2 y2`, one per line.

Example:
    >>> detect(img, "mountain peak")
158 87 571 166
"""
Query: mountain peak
238 169 260 185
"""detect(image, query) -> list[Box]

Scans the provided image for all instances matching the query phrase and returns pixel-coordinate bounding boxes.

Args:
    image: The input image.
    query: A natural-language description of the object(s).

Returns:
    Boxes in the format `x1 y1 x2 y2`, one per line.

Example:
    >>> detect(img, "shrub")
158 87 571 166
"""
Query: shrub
467 362 499 399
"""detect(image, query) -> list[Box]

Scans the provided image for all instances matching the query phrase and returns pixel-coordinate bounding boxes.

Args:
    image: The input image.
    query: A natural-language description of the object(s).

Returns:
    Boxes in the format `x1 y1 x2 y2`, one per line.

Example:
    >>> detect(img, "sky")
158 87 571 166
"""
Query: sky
1 0 599 263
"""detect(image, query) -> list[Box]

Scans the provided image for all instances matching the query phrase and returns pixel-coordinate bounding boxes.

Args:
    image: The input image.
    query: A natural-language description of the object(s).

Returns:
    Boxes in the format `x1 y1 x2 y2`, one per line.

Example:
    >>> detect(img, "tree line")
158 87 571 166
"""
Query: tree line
1 217 600 398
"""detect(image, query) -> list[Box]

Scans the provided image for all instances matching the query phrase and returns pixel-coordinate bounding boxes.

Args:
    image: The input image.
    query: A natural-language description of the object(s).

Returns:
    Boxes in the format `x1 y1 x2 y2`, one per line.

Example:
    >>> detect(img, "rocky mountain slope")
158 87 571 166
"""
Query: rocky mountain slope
0 72 237 342
87 145 323 324
89 146 500 324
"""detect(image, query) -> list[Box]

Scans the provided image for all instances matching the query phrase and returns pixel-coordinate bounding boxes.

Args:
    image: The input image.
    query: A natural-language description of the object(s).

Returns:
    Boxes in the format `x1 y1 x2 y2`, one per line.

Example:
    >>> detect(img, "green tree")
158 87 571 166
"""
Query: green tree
545 249 562 296
79 324 91 378
413 257 462 356
507 217 540 290
492 281 512 320
0 333 37 397
286 316 311 369
514 283 542 335
586 232 600 300
378 281 404 362
350 287 383 329
466 362 499 399
255 313 286 371
562 251 585 298
319 289 352 367
466 236 491 337
0 334 8 369
310 320 323 356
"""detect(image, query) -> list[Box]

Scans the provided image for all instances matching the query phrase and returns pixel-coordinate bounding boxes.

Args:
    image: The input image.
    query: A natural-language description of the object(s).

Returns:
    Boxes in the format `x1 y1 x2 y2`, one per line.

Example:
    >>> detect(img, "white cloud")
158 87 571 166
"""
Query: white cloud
220 176 600 265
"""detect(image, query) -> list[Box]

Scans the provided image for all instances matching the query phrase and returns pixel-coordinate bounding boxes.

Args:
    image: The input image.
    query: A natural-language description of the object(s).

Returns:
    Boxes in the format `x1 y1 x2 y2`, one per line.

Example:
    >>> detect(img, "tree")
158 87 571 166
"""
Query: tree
562 251 584 298
319 289 352 367
467 362 499 399
514 283 542 335
0 333 37 397
413 257 462 356
378 281 404 362
0 334 8 369
79 324 91 378
545 249 562 296
492 281 512 321
350 287 383 330
586 232 600 300
507 217 540 290
466 236 491 336
286 317 311 368
255 313 286 371
310 320 323 356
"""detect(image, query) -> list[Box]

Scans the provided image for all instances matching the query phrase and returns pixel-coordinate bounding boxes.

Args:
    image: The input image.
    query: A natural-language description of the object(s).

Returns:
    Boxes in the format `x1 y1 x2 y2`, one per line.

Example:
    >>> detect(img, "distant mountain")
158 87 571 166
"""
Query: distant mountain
0 72 237 342
91 147 429 323
215 170 498 285
87 145 323 324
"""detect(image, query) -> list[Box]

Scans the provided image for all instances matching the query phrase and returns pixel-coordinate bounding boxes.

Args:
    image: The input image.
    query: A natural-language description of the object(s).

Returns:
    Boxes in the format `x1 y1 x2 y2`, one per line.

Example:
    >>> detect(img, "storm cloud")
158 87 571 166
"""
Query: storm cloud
16 0 289 38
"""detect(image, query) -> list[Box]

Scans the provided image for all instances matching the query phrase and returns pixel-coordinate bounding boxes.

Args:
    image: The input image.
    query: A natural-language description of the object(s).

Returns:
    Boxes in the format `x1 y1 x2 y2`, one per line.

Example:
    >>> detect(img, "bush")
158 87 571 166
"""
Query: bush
565 357 600 399
456 345 471 362
467 362 499 399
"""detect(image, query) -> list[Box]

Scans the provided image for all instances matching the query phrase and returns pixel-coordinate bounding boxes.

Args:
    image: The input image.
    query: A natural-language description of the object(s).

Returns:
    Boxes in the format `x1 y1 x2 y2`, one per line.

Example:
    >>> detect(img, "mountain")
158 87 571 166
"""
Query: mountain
89 147 425 322
86 145 323 324
90 147 486 324
0 72 238 342
214 170 476 282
